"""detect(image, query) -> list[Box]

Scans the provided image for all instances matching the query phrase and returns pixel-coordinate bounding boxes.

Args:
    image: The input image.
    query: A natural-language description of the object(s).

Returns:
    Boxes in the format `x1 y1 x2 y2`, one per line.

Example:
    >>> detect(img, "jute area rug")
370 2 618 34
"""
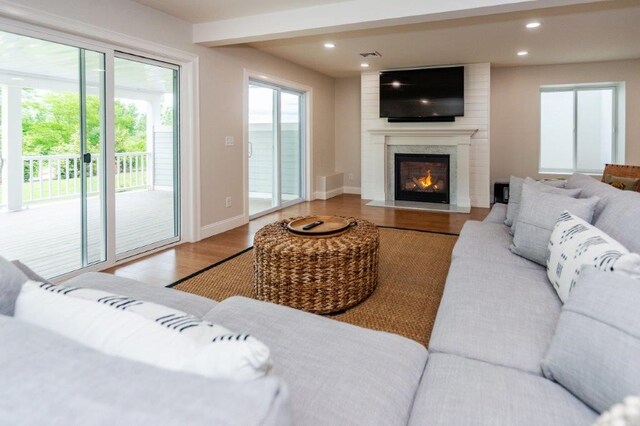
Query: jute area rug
171 227 457 347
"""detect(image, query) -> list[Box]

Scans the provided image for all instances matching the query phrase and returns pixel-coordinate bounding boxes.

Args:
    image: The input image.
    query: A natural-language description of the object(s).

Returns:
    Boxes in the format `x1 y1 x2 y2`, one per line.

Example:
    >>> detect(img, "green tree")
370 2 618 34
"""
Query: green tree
114 101 146 153
21 89 147 155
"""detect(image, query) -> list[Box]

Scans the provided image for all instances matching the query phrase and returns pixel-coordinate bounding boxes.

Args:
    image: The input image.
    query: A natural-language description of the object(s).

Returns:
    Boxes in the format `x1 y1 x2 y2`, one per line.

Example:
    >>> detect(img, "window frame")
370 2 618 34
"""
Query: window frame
539 83 621 175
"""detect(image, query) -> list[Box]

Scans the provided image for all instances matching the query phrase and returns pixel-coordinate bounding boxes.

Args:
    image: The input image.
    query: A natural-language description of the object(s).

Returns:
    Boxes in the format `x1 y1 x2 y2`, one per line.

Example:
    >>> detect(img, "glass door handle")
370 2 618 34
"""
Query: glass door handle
248 141 253 158
83 153 92 164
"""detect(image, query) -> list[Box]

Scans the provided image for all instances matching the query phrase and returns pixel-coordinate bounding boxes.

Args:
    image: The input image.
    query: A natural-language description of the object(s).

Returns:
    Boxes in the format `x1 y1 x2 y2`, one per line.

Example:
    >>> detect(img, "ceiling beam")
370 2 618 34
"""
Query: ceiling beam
193 0 600 46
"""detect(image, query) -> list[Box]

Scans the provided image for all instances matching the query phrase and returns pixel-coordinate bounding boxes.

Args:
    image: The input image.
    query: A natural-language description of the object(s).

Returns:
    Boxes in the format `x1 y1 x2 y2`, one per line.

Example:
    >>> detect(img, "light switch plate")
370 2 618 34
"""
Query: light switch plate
225 136 234 146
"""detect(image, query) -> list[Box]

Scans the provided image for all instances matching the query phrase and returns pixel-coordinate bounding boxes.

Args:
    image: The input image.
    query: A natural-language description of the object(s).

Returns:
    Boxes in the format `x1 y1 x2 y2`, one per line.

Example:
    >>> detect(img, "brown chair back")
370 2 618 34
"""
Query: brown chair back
602 164 640 191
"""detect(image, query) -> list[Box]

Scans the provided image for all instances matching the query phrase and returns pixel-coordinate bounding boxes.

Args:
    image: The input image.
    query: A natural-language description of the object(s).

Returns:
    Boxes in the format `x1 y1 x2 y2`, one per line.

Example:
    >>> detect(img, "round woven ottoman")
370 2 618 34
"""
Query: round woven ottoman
253 217 379 314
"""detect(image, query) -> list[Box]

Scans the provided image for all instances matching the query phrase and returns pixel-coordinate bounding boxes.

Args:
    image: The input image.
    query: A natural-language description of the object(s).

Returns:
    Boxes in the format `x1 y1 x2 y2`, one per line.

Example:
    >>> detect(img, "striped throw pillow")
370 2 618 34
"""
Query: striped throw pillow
15 281 271 380
546 212 640 303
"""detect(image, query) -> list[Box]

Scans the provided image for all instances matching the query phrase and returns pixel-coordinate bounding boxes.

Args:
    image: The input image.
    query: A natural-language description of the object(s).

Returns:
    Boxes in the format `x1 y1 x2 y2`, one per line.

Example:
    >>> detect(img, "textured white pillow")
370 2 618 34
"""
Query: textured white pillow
593 395 640 426
15 281 272 381
546 212 640 303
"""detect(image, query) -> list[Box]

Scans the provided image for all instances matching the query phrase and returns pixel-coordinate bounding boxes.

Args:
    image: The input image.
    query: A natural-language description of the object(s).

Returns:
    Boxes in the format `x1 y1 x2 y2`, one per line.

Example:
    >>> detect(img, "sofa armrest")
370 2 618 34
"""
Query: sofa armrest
483 203 507 224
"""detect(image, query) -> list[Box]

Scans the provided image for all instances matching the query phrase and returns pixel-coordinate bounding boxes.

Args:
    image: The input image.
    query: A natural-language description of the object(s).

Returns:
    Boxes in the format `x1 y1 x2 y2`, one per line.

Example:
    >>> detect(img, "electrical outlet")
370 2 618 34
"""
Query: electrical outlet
225 196 232 208
225 136 234 146
348 173 354 181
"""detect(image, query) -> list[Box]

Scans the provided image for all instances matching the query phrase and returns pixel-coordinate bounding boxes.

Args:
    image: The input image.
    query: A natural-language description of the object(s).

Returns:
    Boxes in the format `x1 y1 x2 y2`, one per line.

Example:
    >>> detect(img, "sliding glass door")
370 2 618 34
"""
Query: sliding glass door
248 81 304 217
0 30 106 278
0 27 181 279
114 55 179 258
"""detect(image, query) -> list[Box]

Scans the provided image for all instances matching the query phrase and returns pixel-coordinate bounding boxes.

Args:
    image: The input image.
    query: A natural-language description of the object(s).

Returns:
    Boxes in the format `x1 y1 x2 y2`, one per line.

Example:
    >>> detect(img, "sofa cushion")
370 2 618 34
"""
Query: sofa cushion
594 189 640 254
505 176 581 233
566 173 640 253
542 268 640 413
452 221 541 270
510 182 599 265
547 212 640 302
429 257 561 375
566 173 620 221
64 272 217 318
483 203 507 224
0 256 29 316
15 281 271 381
408 353 596 426
0 314 291 425
203 296 427 426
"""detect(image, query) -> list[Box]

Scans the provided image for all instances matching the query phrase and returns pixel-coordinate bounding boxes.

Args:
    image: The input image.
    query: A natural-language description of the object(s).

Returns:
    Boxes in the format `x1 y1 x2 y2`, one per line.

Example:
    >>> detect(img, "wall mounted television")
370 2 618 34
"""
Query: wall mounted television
379 66 464 122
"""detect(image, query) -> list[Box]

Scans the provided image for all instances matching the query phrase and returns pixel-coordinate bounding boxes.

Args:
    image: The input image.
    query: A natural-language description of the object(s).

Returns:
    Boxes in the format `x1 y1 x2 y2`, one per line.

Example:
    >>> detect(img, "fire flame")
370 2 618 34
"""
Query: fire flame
417 170 433 189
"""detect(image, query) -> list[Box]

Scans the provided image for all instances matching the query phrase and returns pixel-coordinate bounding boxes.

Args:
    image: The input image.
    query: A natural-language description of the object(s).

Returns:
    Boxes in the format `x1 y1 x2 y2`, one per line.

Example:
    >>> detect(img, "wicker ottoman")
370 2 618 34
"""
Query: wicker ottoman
253 217 379 314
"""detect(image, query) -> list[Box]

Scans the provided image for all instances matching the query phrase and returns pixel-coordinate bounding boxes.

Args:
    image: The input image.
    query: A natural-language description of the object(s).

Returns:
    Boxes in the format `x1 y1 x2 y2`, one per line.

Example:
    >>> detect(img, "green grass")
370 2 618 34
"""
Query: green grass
0 171 147 203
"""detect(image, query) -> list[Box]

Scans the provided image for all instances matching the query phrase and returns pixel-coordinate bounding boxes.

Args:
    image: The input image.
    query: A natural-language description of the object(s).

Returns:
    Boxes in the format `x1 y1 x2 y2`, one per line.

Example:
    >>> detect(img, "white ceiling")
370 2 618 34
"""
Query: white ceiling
133 0 350 23
251 1 640 77
132 0 640 78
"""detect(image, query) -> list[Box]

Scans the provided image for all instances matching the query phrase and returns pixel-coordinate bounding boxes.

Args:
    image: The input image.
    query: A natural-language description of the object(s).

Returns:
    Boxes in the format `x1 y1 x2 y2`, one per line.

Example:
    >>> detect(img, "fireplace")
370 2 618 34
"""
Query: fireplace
394 154 450 204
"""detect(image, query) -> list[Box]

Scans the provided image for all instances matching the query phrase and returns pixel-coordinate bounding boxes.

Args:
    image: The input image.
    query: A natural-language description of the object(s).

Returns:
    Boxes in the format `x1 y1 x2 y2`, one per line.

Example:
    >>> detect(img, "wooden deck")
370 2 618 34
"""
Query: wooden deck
0 190 174 279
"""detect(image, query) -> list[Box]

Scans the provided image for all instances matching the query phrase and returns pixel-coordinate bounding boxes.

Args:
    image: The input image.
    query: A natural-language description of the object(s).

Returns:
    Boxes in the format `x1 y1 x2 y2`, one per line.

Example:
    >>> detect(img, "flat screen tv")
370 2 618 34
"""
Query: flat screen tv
379 66 464 122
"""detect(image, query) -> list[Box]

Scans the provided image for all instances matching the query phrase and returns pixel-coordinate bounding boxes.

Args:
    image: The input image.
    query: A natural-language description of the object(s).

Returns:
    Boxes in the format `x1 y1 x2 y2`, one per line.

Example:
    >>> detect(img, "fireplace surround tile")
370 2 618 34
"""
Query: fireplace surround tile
386 145 458 205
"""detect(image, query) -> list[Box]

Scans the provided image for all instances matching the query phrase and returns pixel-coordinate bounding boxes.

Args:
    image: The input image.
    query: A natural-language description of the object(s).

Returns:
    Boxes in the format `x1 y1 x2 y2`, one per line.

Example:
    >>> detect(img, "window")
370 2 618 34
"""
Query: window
539 84 622 174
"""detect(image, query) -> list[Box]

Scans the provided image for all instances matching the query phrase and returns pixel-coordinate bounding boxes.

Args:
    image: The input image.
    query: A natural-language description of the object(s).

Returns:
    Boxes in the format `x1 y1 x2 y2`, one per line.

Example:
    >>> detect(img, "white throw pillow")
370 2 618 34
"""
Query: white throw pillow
546 212 640 303
15 281 272 381
593 395 640 426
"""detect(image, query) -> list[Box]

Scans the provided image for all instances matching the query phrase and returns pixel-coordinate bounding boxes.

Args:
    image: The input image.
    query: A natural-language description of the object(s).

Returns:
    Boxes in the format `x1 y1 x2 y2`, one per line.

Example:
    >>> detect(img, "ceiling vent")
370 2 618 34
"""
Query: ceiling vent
359 51 382 58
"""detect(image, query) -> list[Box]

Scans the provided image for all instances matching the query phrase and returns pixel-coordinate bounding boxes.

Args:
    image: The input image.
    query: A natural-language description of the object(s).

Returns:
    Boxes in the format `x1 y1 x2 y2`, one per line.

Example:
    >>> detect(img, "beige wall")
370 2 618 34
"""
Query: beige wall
334 77 361 191
491 59 640 186
198 46 335 225
9 0 336 231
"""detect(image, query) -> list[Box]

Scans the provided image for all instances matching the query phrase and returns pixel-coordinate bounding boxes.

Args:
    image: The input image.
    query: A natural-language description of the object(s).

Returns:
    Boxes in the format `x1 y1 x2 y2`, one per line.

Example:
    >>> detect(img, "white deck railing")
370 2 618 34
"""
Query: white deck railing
11 152 152 205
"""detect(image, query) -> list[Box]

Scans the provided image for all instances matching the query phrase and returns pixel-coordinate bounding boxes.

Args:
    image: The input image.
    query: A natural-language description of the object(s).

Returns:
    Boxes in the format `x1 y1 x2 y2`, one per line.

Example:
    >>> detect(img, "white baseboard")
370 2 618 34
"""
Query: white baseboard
200 214 248 240
343 186 361 195
314 187 344 200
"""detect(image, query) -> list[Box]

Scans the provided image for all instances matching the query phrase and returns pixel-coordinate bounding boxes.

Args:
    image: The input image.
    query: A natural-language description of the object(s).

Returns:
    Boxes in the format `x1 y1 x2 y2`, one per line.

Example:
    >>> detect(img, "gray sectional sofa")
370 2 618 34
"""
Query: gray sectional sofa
2 173 638 425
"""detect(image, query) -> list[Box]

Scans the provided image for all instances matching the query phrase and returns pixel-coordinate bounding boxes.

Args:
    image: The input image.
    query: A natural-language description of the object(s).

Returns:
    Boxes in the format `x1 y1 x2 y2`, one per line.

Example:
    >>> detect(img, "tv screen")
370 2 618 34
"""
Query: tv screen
379 66 464 122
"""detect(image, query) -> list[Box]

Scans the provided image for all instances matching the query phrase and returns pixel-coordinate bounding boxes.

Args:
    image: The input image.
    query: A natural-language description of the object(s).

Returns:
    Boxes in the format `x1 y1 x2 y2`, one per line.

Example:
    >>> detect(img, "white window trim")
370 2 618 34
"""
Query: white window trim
0 6 201 281
539 82 625 175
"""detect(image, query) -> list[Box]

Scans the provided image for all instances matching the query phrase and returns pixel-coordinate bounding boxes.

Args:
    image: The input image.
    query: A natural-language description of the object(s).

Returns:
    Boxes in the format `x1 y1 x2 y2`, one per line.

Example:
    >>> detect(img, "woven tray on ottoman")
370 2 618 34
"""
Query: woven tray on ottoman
253 217 379 314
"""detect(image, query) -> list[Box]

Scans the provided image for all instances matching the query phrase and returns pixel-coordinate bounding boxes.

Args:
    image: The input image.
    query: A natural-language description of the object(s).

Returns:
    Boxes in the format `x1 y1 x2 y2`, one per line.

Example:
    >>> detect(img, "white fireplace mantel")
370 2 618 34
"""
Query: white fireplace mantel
362 127 478 210
368 128 478 138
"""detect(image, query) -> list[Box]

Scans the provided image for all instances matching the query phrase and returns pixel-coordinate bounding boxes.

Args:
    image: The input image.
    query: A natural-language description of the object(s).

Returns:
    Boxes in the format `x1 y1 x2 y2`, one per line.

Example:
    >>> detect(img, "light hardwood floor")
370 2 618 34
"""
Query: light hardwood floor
106 194 490 286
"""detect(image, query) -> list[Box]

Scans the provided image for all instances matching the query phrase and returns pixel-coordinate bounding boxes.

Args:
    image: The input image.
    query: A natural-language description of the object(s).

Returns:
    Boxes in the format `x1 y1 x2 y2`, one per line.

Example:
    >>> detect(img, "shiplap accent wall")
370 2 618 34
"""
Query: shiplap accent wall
360 63 491 207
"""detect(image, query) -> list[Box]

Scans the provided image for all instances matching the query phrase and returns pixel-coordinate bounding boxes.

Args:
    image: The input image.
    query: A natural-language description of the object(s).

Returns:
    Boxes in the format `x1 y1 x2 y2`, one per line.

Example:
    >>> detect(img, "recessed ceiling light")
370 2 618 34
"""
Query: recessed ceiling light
517 50 529 56
360 63 369 68
526 22 541 29
391 81 401 88
259 75 269 79
324 42 335 48
420 99 429 104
